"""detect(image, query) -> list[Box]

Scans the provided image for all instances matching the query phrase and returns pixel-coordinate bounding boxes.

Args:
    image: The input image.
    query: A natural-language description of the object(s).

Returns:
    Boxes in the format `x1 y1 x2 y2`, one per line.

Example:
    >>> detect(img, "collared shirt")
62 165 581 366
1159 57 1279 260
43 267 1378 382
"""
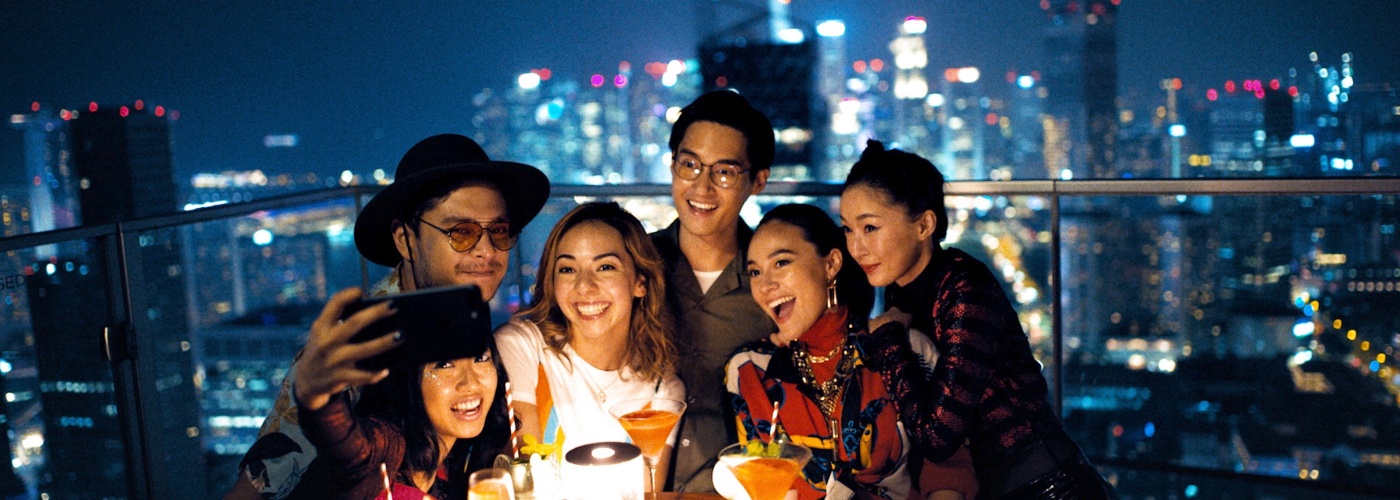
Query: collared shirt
651 220 775 492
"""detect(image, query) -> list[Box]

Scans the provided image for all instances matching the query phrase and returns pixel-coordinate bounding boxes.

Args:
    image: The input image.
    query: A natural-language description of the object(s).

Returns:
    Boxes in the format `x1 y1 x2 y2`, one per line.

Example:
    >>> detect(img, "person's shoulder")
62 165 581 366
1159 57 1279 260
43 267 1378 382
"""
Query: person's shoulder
725 339 776 366
940 248 1000 287
649 221 682 260
493 318 544 345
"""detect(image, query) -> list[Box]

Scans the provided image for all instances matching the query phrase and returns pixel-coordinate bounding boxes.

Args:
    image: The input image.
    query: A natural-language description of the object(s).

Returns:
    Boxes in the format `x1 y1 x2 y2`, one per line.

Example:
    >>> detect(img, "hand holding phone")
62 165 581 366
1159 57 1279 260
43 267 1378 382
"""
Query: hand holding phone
341 284 493 371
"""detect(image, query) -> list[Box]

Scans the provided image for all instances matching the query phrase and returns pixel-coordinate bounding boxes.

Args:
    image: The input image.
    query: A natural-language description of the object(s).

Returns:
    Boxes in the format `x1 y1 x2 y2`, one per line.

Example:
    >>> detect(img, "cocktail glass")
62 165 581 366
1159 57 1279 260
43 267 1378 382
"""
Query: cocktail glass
608 397 687 498
716 441 812 500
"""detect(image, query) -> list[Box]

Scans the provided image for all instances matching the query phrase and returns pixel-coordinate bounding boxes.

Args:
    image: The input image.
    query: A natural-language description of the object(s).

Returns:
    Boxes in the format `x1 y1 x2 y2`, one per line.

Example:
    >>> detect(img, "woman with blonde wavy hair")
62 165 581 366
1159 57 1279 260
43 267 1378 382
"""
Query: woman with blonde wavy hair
494 201 683 493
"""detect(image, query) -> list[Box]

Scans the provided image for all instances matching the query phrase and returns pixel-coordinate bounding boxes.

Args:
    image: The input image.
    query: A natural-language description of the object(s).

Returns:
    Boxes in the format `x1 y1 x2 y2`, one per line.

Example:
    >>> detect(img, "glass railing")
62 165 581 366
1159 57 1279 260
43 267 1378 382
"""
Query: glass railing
1 178 1397 498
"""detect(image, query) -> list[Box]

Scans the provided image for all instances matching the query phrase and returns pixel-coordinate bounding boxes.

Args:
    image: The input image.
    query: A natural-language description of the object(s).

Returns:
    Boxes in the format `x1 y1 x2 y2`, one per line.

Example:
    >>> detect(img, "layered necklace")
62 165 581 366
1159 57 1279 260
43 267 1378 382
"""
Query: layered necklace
792 335 857 439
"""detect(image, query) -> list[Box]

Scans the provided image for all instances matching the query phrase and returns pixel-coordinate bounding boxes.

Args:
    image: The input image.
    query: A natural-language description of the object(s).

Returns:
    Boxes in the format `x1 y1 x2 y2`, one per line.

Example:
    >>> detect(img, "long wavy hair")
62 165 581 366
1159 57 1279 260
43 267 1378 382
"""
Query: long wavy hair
754 203 875 327
519 201 676 382
356 340 512 496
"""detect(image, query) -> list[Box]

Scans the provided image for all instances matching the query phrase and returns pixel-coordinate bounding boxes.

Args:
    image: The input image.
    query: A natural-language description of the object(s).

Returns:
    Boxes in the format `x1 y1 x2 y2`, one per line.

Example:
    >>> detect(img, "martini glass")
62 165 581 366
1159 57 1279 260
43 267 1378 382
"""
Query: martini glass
716 440 812 500
608 397 687 498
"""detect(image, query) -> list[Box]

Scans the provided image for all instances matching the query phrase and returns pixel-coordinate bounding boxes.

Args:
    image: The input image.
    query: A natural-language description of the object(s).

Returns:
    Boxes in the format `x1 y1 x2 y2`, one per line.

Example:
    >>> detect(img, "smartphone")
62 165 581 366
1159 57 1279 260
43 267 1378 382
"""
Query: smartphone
341 284 493 371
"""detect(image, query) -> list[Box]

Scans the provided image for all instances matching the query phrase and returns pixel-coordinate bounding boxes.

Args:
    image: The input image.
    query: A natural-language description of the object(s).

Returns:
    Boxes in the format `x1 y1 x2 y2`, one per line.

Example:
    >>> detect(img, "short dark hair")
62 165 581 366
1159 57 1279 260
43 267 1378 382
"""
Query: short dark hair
842 140 949 242
669 90 775 175
755 203 874 325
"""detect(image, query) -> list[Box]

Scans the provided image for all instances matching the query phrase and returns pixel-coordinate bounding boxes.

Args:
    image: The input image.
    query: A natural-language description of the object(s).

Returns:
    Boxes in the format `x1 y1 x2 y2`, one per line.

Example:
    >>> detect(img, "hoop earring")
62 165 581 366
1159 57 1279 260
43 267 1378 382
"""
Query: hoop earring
826 279 839 310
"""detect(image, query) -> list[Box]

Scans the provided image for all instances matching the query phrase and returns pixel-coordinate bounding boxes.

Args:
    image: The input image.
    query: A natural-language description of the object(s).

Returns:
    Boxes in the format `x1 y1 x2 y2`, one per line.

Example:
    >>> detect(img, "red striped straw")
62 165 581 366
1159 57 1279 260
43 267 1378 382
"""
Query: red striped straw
767 402 782 444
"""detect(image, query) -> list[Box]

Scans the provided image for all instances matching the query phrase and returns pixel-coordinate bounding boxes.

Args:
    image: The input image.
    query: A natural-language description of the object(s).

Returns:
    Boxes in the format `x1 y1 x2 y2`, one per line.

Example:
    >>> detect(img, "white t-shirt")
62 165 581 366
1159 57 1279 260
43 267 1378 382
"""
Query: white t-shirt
495 318 686 456
693 269 723 295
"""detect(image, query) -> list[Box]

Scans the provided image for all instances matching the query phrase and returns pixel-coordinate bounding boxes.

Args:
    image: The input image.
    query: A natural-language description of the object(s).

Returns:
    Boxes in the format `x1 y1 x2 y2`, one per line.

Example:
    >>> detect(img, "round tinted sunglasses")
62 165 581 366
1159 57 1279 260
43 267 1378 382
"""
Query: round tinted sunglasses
417 218 517 252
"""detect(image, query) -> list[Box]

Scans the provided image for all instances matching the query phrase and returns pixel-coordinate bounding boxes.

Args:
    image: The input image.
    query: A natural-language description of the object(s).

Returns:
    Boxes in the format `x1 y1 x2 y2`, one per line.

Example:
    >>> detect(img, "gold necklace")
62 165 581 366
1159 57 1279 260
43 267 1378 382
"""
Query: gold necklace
792 339 856 428
801 340 845 364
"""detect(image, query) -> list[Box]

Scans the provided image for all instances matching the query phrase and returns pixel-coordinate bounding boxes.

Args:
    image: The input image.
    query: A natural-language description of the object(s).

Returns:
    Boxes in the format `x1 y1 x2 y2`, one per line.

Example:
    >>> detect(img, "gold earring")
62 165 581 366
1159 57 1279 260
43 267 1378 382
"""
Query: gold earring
826 279 838 310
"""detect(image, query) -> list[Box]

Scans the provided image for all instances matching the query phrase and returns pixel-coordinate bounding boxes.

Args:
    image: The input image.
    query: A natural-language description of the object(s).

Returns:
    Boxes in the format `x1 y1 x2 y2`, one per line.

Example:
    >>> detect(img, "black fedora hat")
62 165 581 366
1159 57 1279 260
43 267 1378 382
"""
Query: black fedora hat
354 134 549 267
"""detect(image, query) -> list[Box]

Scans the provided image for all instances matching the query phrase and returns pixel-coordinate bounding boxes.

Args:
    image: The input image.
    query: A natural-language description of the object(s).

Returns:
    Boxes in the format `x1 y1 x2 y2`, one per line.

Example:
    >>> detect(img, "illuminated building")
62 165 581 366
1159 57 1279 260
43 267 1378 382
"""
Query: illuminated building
68 107 179 224
699 10 820 180
1007 73 1048 180
22 104 207 498
467 61 702 185
8 107 81 259
1042 0 1119 179
888 16 933 159
938 67 988 180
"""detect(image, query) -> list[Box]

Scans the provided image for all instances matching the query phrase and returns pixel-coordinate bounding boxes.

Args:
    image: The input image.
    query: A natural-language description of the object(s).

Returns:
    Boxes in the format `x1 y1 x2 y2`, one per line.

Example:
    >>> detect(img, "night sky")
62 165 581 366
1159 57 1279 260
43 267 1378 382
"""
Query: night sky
2 0 1397 183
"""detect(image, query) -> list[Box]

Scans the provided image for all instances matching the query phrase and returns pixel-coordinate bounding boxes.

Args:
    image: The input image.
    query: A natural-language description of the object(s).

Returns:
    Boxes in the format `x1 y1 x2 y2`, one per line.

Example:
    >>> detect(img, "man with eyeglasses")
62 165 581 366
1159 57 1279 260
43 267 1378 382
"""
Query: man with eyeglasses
650 90 777 493
225 134 548 499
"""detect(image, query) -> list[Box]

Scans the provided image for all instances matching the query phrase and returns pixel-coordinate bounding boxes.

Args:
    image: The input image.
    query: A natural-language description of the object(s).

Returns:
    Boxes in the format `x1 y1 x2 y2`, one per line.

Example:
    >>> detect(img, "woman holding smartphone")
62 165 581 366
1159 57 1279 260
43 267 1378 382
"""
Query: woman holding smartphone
287 287 511 499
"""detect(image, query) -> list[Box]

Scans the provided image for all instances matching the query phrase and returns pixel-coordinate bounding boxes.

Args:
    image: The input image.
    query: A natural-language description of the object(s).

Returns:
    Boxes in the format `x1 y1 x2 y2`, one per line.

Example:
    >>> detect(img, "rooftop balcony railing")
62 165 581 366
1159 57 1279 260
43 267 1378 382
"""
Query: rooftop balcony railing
1 178 1397 498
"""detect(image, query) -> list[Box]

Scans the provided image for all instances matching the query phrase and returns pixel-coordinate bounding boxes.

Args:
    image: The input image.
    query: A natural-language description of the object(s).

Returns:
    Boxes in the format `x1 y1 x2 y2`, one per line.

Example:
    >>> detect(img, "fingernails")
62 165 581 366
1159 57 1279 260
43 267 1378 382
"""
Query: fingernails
392 331 403 342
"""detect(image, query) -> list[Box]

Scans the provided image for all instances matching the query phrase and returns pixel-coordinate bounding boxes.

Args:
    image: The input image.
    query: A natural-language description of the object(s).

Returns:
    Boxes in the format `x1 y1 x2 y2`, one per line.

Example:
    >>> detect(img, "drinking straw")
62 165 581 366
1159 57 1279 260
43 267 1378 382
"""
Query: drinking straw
381 462 393 500
506 381 518 460
767 402 782 445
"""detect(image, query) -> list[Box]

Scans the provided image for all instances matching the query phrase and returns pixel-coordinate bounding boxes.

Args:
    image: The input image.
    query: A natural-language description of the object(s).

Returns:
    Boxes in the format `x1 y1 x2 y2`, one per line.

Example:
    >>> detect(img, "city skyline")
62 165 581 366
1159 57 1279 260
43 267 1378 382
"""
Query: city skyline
3 0 1398 183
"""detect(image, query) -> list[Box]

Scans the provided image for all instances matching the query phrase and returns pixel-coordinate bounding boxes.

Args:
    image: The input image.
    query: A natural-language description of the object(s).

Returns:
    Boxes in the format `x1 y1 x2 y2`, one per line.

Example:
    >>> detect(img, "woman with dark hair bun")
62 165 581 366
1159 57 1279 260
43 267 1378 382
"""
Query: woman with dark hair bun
723 203 967 499
840 141 1115 499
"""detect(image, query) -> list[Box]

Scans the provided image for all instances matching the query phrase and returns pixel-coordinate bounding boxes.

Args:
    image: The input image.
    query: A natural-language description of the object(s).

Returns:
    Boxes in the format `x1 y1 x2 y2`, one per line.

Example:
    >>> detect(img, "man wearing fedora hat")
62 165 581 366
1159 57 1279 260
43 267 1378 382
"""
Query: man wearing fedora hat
225 134 549 499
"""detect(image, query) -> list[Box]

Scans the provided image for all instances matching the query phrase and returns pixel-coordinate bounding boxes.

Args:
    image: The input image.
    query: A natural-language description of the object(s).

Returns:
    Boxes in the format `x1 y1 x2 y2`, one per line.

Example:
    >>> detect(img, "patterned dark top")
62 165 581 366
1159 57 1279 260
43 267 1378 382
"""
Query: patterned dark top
724 309 913 499
864 247 1062 467
289 392 451 499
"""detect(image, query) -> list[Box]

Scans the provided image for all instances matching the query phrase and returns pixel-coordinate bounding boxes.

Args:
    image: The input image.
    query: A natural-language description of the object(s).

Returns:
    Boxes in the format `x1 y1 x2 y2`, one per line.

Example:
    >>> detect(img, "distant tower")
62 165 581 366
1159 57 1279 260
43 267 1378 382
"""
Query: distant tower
889 16 933 158
1042 0 1119 179
8 107 81 257
68 105 179 224
939 67 987 180
815 19 853 181
26 103 206 498
699 3 820 180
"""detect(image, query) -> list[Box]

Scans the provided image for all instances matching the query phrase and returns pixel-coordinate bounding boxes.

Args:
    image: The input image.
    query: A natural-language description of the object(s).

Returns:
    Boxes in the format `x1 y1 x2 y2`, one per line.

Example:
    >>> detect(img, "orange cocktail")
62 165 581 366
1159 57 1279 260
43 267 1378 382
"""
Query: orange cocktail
466 481 512 500
608 398 688 498
618 409 681 459
730 457 802 500
717 441 812 500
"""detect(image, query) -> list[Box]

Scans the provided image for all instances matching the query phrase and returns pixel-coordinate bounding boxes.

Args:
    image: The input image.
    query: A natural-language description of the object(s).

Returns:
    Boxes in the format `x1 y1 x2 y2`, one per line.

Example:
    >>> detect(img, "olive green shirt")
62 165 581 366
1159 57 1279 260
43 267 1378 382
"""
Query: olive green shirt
651 220 775 493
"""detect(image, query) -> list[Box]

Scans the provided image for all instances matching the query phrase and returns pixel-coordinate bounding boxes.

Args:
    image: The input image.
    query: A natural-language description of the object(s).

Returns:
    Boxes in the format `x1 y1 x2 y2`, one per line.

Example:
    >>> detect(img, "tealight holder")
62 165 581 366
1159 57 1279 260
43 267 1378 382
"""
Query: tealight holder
561 442 645 500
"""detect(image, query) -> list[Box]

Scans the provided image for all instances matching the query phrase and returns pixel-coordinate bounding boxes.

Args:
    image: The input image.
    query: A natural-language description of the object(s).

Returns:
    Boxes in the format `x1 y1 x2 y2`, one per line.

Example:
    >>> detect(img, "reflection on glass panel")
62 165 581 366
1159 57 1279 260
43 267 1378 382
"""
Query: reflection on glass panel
1060 194 1400 494
153 198 361 496
1 237 125 498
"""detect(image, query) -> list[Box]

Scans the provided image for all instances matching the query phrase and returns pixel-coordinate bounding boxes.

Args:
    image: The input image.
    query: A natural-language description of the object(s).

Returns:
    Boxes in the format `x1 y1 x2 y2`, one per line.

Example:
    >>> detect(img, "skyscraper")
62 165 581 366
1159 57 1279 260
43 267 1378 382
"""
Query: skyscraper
699 9 820 180
23 104 205 498
68 106 179 224
1042 0 1119 179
